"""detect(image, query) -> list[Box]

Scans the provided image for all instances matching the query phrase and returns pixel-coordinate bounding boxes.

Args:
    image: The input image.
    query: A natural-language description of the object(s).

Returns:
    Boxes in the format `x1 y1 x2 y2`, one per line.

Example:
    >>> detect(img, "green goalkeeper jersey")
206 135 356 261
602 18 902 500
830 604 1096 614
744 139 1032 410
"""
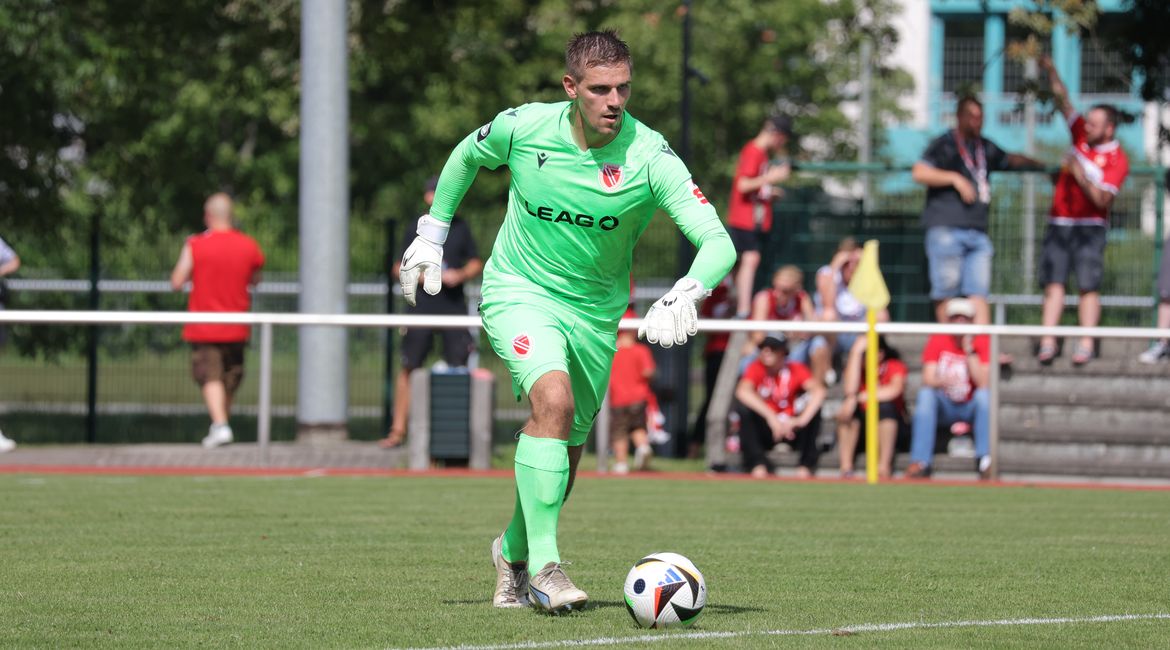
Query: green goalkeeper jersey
430 101 734 324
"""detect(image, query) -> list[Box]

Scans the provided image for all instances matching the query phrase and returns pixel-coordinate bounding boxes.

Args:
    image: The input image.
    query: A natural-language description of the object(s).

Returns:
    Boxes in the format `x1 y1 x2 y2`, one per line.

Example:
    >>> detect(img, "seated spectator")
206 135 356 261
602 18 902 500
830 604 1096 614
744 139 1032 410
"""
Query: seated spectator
609 316 656 474
815 238 888 377
834 335 907 479
733 334 826 479
749 265 832 385
905 298 992 480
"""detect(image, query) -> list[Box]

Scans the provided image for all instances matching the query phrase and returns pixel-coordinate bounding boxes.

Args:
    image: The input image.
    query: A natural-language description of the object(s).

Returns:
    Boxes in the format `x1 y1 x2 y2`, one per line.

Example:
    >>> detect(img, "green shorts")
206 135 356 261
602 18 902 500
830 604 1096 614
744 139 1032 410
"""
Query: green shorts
481 289 617 447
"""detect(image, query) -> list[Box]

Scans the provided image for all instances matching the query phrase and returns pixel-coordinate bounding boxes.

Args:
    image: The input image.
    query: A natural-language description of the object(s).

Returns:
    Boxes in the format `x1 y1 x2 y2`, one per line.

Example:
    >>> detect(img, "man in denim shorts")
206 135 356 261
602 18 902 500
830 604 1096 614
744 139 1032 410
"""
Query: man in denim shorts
911 96 1042 325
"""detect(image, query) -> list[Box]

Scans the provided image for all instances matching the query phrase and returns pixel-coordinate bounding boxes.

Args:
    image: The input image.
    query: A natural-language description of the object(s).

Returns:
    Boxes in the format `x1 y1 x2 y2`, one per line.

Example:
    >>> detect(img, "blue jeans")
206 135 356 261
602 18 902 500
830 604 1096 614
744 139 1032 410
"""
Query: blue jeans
925 226 993 300
910 387 990 466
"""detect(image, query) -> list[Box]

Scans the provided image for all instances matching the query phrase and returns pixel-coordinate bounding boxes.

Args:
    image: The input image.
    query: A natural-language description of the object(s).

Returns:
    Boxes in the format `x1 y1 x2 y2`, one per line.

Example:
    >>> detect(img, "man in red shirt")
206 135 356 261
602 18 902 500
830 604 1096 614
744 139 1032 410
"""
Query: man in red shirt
1036 56 1130 366
727 116 793 316
905 299 991 479
608 309 656 473
170 193 265 448
733 334 826 478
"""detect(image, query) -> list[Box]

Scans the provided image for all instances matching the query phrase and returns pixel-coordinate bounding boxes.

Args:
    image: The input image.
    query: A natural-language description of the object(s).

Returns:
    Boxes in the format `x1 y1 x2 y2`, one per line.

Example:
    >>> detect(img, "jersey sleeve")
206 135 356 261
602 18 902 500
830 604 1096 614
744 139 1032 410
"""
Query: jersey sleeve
647 144 736 290
429 107 524 224
918 133 951 168
1102 152 1129 195
741 360 764 387
735 145 766 180
985 138 1010 172
922 335 943 364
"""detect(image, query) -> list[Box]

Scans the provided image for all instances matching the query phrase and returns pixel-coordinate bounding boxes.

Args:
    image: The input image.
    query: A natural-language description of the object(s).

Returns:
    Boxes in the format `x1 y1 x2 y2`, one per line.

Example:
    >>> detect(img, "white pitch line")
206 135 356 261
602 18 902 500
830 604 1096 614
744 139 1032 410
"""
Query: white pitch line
391 613 1170 650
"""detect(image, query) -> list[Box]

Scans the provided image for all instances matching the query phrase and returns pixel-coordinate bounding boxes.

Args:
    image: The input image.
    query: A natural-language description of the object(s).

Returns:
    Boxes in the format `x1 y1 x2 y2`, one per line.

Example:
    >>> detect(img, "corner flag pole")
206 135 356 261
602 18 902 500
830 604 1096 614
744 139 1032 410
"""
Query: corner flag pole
847 240 890 485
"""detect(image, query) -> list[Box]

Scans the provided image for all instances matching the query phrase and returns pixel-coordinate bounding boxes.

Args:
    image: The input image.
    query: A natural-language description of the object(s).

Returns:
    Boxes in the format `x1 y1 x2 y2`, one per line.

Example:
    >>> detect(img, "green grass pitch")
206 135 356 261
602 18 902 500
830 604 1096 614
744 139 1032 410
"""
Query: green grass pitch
2 473 1168 648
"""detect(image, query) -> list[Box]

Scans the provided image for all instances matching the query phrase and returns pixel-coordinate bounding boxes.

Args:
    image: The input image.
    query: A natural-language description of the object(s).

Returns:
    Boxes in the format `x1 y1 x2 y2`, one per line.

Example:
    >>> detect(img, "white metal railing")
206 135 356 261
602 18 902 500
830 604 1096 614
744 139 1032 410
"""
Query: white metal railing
2 309 1168 477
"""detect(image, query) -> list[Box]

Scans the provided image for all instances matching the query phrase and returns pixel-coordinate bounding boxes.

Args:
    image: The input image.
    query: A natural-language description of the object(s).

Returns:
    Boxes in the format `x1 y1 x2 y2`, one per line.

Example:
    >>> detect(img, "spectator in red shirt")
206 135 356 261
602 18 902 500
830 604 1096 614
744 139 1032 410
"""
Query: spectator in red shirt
609 318 656 473
733 334 826 478
905 299 991 479
834 335 907 480
727 116 793 316
170 193 265 449
749 265 831 385
1036 56 1130 366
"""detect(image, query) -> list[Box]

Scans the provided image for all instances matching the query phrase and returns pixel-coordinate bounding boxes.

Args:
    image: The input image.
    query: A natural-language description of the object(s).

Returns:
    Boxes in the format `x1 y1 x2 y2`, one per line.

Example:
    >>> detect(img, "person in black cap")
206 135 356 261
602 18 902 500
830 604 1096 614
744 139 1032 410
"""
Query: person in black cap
380 176 483 448
733 332 826 478
726 115 794 317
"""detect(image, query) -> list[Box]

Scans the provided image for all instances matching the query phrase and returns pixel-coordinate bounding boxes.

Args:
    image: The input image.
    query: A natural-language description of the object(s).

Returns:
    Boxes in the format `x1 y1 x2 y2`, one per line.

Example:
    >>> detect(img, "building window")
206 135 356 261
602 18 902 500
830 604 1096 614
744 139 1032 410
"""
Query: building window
1081 14 1130 95
942 17 984 94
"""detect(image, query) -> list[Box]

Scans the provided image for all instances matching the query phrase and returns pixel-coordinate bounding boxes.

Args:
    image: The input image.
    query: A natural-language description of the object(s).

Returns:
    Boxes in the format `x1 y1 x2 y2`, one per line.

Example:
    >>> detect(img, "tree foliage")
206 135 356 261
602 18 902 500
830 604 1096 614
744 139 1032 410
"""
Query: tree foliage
1 0 910 284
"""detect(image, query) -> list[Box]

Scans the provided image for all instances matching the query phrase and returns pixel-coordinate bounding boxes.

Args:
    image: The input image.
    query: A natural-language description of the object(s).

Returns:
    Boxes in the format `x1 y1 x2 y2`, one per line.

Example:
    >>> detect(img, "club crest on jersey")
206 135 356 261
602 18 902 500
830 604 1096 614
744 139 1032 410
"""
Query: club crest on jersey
512 333 532 358
599 163 624 191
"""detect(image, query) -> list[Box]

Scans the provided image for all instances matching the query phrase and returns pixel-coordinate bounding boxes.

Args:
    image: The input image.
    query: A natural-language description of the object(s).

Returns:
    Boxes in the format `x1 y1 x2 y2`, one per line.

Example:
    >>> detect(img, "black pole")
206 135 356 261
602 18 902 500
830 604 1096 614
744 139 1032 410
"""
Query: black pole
85 211 100 443
671 0 695 457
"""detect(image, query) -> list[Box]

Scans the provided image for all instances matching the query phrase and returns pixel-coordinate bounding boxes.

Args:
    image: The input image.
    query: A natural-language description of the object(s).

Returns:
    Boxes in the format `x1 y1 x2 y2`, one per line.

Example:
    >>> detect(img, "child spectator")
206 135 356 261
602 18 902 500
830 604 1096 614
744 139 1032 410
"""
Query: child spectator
834 335 907 479
733 334 826 478
609 317 656 473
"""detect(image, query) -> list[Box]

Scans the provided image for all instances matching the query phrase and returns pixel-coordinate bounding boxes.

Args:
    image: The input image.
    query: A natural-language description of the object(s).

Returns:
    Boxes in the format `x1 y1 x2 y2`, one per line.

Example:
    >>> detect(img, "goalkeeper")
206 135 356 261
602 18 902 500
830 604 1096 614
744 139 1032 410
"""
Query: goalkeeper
399 30 735 614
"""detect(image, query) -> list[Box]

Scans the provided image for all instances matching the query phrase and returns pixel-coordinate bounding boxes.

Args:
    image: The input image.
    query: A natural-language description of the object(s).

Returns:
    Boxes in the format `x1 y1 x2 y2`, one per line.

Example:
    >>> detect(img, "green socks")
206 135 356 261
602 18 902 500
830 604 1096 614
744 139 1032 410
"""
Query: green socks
507 434 569 574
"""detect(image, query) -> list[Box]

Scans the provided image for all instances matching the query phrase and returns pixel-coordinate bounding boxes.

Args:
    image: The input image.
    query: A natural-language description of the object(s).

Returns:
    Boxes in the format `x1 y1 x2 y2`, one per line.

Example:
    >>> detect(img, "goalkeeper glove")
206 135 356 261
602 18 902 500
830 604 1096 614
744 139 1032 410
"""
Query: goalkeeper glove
638 277 710 349
399 214 449 307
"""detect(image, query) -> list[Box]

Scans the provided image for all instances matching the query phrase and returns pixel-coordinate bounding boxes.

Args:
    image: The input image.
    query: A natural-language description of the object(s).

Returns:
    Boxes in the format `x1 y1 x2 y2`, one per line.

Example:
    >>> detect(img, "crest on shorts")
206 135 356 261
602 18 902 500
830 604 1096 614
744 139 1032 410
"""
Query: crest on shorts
599 163 623 191
512 333 532 358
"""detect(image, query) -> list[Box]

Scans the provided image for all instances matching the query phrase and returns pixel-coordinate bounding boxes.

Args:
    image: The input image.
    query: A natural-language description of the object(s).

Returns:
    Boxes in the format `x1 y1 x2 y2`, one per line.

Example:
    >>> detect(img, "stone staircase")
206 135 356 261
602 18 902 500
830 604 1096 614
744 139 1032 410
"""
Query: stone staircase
767 333 1170 480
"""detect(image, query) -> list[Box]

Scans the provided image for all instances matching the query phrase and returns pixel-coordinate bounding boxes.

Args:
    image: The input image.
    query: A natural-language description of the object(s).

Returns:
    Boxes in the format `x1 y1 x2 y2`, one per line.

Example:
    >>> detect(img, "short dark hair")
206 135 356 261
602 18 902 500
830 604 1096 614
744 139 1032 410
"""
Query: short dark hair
1090 103 1119 128
565 29 632 80
956 95 982 115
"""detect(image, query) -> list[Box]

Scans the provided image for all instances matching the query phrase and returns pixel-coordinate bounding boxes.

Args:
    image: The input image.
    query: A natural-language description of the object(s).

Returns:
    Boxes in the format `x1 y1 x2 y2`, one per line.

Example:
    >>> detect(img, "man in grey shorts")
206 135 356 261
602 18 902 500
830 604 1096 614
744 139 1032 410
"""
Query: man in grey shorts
1036 57 1130 366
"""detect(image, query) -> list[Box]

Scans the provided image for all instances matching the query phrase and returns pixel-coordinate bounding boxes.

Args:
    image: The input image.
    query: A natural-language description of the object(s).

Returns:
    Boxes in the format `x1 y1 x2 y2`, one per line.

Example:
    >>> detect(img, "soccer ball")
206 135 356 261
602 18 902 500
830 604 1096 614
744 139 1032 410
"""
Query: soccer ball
622 552 707 629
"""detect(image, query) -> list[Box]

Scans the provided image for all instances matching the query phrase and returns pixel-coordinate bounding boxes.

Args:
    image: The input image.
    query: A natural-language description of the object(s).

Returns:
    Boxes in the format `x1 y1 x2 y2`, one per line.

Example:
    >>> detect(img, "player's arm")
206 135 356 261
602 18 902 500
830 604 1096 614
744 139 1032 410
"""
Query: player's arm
638 145 736 348
747 291 770 345
1066 156 1118 211
0 252 19 277
1040 56 1075 123
795 378 826 429
911 136 977 204
170 243 193 291
967 338 990 388
920 361 941 388
400 107 520 305
734 377 775 421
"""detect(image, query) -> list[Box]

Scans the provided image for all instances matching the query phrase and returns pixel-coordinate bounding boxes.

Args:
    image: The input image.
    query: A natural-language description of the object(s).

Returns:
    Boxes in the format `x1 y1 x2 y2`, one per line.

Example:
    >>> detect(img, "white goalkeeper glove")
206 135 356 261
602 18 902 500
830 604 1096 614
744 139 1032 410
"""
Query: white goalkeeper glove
638 277 710 349
399 214 449 307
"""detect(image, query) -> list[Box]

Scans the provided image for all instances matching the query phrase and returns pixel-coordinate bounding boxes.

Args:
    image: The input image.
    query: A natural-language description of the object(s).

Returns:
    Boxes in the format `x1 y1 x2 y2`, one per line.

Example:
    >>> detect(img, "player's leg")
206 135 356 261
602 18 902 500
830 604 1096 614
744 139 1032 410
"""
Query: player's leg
908 387 941 476
1038 226 1071 361
192 344 233 448
1072 226 1106 363
609 406 631 473
383 329 432 447
926 226 963 323
837 414 860 477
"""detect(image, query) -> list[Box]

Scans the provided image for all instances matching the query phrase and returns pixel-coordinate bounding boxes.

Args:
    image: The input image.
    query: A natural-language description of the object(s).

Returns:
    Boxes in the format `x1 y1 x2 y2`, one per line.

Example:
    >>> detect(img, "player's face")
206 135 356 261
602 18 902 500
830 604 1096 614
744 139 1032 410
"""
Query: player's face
1084 108 1114 146
759 345 786 369
564 64 632 142
958 104 983 138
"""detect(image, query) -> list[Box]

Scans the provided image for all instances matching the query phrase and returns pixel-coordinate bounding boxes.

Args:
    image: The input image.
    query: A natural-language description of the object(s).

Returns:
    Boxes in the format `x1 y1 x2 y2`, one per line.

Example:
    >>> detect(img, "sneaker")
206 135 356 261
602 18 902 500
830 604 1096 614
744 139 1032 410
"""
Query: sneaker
491 534 529 608
1139 341 1170 365
201 423 233 449
904 462 932 479
528 562 588 613
0 431 14 453
977 455 993 481
612 462 629 475
633 445 652 471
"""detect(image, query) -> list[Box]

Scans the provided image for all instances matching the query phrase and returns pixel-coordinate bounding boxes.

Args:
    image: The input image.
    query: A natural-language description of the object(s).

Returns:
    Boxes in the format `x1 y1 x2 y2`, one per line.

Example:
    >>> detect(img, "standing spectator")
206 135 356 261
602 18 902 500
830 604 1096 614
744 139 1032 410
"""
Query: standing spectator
689 274 735 458
0 233 18 453
380 176 483 449
911 95 1043 325
608 313 656 473
170 193 265 449
727 116 793 316
749 265 831 385
815 238 888 372
834 336 907 480
733 334 826 479
1139 228 1170 363
1036 56 1130 366
905 298 991 480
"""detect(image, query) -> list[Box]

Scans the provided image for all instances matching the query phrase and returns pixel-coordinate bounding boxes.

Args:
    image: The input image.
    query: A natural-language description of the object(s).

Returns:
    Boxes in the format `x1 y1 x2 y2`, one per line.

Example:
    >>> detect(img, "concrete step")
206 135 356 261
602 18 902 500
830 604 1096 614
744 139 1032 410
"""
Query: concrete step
992 402 1167 435
999 456 1170 479
1000 423 1170 446
1000 387 1170 411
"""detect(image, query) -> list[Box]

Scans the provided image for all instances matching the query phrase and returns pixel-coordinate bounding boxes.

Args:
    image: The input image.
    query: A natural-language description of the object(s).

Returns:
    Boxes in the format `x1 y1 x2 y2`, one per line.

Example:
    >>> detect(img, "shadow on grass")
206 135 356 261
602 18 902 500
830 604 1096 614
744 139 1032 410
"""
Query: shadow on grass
440 598 768 617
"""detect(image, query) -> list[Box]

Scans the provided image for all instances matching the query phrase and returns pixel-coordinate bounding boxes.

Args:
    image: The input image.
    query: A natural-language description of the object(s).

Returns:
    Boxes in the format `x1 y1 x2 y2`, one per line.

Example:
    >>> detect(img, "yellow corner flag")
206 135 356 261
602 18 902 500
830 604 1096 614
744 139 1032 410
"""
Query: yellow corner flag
848 240 890 311
847 240 889 485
